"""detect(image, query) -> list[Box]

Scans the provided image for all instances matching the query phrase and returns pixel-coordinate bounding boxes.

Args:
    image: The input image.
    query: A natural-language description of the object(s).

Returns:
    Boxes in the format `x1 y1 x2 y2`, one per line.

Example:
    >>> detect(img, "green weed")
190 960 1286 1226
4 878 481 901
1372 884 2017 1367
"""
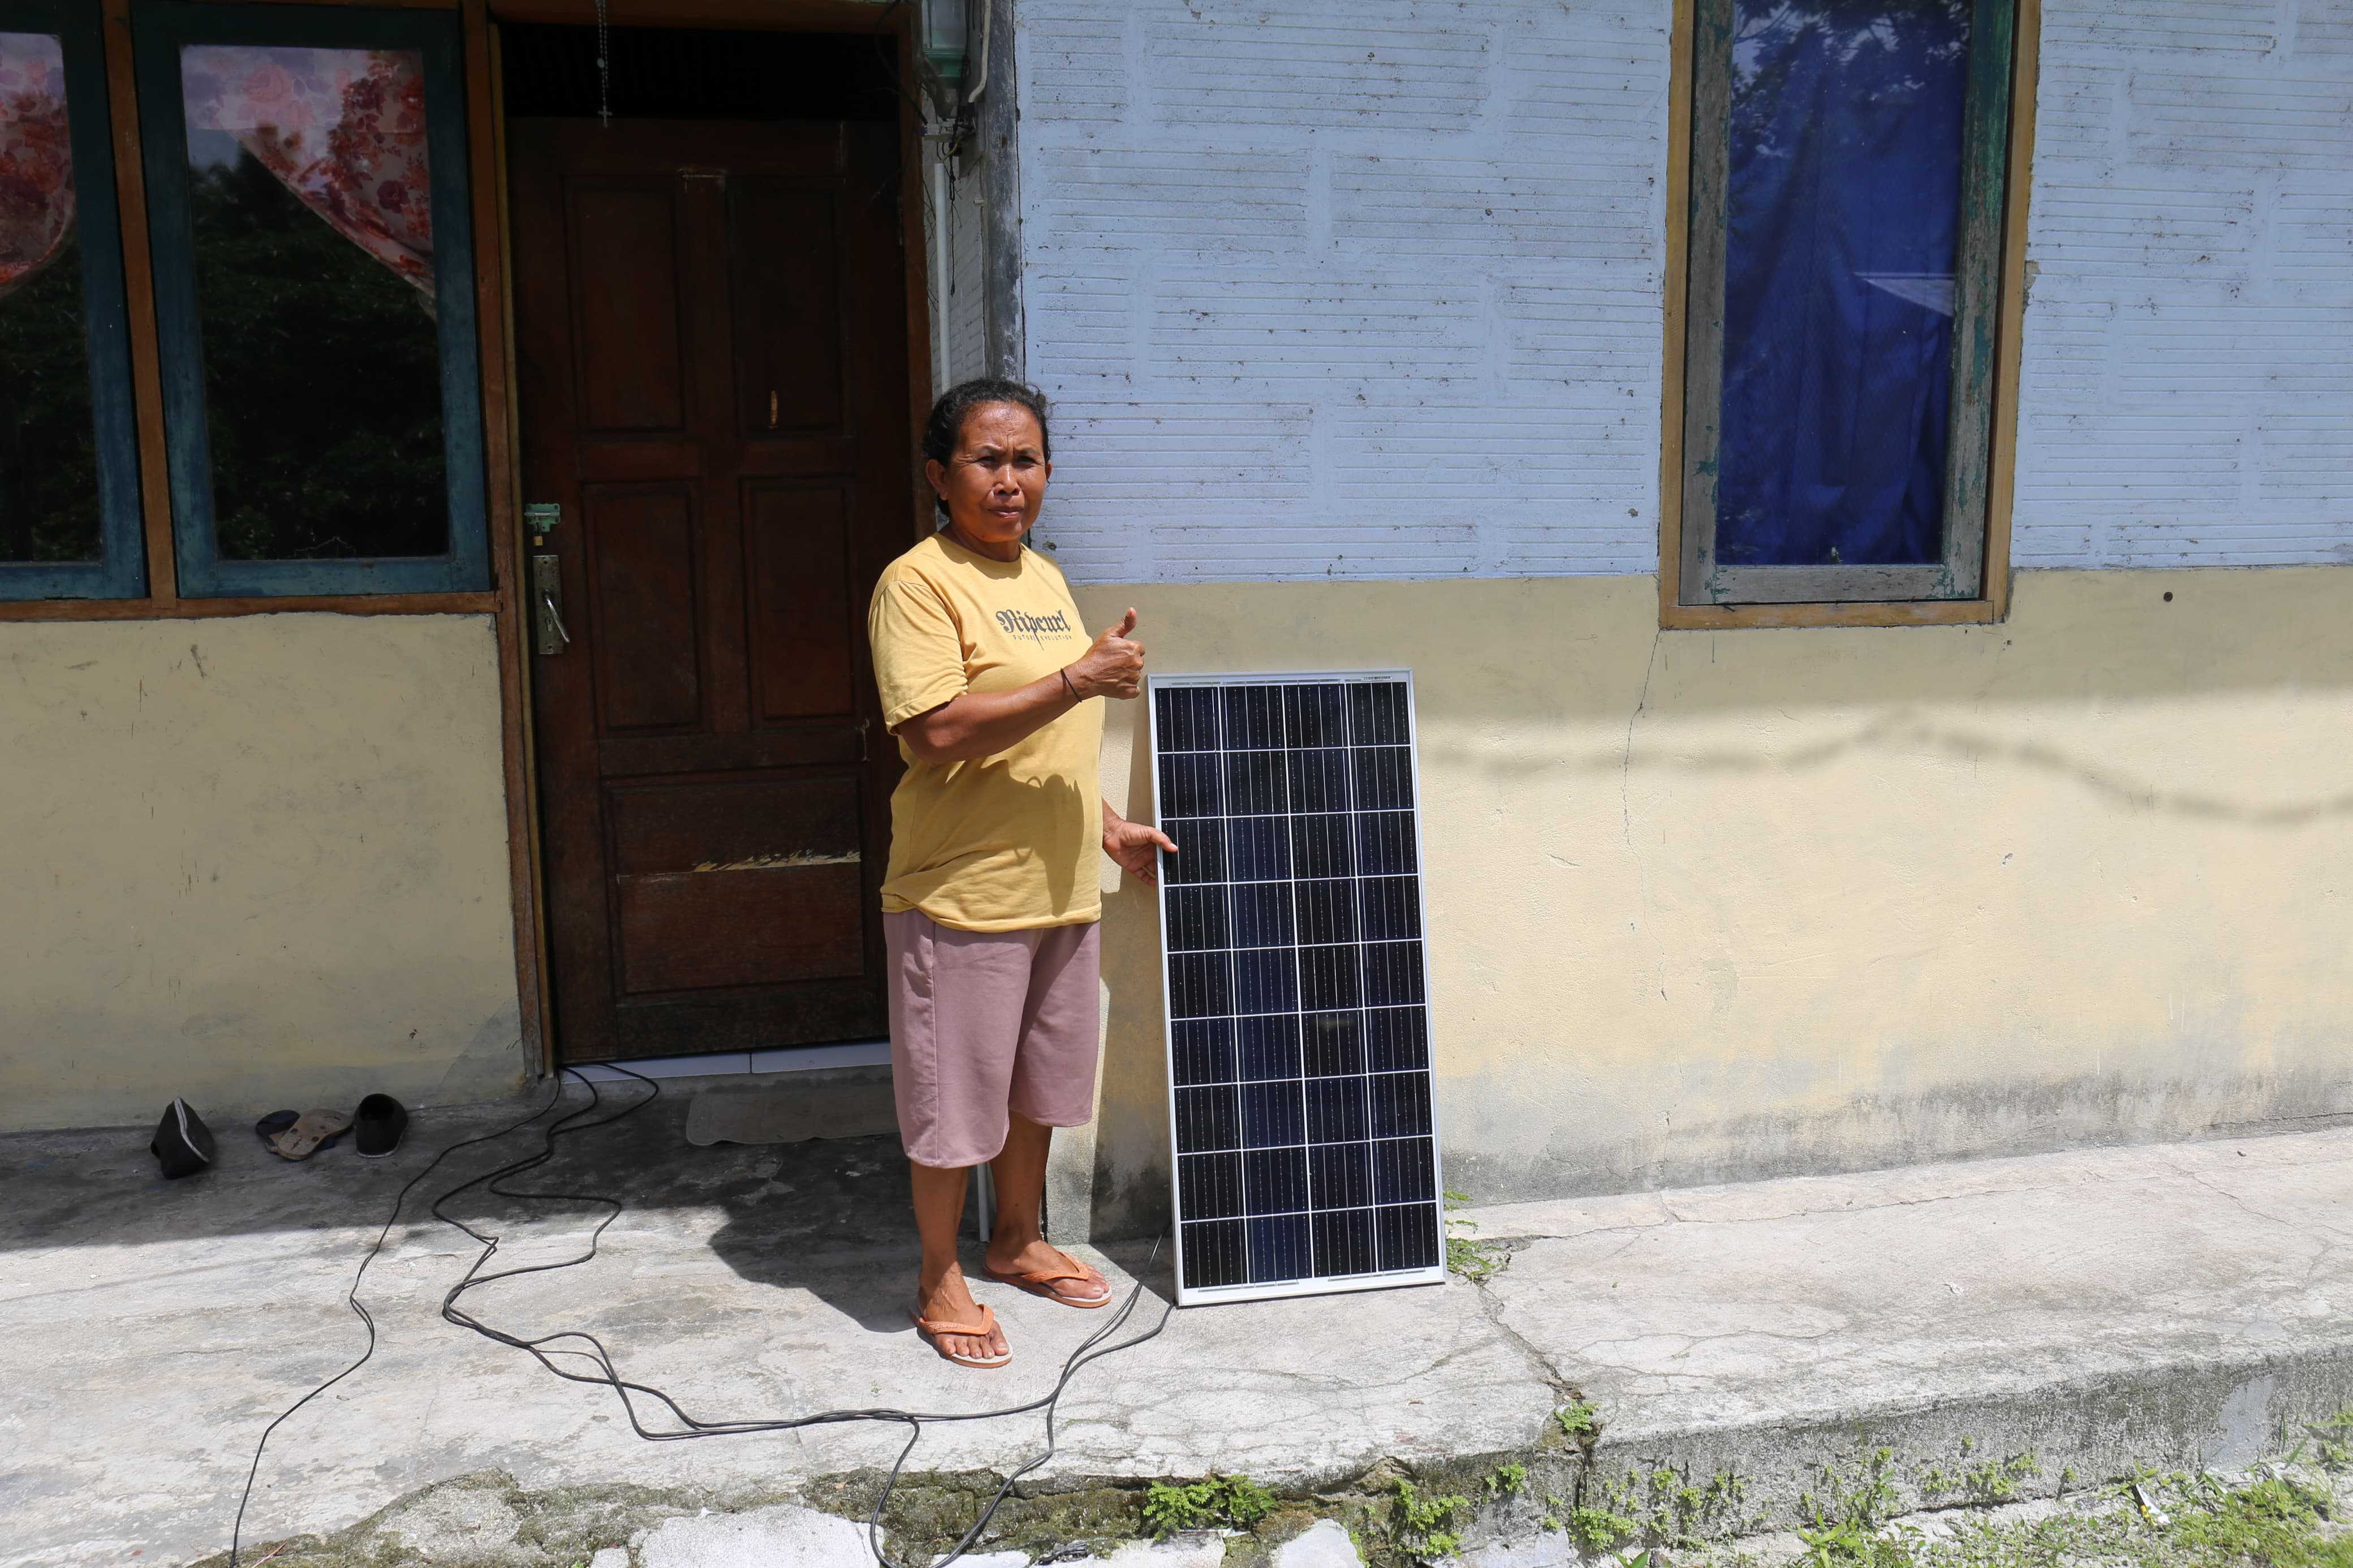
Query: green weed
1140 1474 1275 1539
1444 1190 1509 1282
1571 1502 1641 1552
1485 1461 1528 1500
1556 1399 1601 1439
2309 1409 2353 1473
1390 1478 1472 1562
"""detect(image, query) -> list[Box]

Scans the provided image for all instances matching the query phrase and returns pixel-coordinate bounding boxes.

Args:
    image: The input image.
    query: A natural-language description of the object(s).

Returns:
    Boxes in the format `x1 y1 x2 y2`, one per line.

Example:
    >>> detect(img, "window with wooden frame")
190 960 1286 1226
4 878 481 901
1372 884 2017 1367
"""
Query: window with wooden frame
1664 0 2035 626
0 1 146 600
131 0 489 597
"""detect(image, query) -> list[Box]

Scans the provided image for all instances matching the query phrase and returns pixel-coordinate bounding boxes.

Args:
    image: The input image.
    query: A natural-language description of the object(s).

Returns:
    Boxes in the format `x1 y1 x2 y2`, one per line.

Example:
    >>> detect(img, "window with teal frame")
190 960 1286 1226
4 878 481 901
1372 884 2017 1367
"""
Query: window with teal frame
0 0 145 601
133 1 488 597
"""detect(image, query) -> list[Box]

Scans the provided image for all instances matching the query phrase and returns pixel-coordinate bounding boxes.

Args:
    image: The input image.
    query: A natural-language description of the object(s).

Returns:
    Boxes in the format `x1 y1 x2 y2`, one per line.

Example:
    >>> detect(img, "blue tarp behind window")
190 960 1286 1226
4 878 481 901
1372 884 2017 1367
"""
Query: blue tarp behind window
1715 1 1972 567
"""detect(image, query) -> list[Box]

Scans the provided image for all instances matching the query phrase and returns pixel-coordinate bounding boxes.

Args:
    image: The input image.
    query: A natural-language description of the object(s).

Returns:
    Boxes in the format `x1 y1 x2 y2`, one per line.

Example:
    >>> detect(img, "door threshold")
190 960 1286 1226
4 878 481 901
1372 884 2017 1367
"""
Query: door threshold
567 1040 891 1082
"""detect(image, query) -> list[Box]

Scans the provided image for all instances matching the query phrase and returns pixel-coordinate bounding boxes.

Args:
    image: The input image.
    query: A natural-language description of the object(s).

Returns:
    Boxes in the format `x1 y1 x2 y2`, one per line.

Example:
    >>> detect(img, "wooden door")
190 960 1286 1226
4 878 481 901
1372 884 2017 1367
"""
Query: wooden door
511 118 916 1063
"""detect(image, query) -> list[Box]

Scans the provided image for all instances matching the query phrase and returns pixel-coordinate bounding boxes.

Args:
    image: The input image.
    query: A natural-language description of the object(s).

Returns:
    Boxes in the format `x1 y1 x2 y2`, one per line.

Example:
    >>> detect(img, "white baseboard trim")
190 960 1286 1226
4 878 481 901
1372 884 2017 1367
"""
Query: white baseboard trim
566 1040 891 1083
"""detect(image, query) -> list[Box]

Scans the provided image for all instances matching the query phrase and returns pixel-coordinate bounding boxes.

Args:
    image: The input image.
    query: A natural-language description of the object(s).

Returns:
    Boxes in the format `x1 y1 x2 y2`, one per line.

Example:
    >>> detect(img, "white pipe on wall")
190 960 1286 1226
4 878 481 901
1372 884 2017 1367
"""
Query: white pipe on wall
929 137 952 396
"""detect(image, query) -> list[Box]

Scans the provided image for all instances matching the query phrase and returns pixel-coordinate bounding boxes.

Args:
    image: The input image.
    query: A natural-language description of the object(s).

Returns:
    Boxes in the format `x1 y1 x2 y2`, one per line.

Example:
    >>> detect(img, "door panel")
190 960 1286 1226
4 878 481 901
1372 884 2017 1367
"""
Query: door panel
744 483 856 722
731 183 844 435
586 487 703 732
569 184 690 433
514 118 916 1063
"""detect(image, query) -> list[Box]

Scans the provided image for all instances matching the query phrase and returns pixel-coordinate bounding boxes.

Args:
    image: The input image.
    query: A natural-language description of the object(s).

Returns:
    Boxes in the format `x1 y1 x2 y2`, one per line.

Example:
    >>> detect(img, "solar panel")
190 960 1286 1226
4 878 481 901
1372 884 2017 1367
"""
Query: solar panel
1149 671 1448 1306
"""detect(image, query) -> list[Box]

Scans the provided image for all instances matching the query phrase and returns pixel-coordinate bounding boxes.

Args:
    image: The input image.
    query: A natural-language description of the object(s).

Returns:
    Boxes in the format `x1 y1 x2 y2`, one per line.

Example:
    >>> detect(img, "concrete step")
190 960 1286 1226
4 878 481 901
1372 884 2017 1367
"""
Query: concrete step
8 1096 2348 1568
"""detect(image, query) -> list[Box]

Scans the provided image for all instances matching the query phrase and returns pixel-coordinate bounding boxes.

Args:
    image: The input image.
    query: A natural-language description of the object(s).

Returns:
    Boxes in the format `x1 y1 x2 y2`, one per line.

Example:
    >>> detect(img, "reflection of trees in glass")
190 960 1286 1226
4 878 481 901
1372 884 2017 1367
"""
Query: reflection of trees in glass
0 235 102 563
189 147 445 560
1730 0 1970 168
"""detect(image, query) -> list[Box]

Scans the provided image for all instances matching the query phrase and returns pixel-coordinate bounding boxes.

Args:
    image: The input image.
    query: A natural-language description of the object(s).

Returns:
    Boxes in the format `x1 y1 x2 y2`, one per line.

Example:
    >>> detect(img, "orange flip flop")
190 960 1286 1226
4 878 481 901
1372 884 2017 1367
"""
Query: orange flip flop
985 1248 1114 1309
910 1302 1011 1370
268 1109 354 1162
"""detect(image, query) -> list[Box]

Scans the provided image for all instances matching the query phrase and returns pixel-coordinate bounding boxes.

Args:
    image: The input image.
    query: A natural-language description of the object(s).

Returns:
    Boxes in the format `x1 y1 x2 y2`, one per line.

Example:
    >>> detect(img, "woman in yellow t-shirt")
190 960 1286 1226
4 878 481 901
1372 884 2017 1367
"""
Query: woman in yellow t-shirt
868 379 1174 1370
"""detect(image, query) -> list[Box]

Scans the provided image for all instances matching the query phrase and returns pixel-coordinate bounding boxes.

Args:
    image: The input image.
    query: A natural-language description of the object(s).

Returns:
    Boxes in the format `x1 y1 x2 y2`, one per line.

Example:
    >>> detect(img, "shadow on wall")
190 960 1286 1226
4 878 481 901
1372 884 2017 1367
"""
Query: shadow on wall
1069 568 2353 1242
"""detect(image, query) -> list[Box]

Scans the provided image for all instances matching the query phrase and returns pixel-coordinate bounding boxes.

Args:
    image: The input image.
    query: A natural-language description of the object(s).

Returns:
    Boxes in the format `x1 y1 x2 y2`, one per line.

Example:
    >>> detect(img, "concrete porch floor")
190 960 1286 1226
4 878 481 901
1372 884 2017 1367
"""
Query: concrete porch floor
4 1078 2350 1568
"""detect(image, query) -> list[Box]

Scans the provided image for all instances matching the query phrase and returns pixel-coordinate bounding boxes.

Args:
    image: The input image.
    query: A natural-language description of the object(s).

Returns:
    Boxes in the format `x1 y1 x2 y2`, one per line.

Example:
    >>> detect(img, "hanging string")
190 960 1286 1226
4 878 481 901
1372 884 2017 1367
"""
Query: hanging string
594 0 611 128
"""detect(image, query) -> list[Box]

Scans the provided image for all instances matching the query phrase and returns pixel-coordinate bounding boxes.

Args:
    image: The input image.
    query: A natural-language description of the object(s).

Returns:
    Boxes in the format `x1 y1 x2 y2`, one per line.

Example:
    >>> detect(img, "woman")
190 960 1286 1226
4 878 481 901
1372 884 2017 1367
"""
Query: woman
868 378 1175 1369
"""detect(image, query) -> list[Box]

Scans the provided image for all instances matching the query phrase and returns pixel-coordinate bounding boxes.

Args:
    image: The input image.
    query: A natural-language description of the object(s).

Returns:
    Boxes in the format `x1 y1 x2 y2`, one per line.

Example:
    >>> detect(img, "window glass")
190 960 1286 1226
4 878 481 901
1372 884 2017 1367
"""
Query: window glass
0 29 101 565
178 45 446 560
1714 0 1972 568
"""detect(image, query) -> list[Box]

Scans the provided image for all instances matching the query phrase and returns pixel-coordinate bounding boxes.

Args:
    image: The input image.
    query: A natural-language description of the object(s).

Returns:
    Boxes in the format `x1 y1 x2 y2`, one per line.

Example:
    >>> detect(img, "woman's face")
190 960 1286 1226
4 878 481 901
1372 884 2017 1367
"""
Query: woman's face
928 402 1051 558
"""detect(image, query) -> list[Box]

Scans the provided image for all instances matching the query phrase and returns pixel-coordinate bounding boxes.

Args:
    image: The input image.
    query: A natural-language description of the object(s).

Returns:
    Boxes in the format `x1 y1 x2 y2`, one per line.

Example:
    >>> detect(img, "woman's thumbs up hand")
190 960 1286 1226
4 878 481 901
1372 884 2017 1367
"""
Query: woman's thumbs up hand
1066 608 1145 700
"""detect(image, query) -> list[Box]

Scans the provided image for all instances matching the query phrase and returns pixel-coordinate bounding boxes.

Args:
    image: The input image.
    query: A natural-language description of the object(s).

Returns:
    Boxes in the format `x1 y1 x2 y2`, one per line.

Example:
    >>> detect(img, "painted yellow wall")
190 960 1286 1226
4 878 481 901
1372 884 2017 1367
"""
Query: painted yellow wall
1065 567 2353 1236
0 614 527 1134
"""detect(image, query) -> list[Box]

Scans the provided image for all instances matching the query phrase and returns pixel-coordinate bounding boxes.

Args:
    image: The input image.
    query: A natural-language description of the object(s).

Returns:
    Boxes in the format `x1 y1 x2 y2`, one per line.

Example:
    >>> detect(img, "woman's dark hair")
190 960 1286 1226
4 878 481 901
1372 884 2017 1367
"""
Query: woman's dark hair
922 378 1053 517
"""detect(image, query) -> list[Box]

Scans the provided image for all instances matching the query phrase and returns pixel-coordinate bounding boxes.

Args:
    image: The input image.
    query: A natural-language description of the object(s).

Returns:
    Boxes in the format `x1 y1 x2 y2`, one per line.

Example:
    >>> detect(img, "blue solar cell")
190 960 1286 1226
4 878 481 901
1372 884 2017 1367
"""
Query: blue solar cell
1158 753 1224 818
1224 749 1288 814
1236 1014 1302 1081
1232 947 1299 1015
1240 1082 1305 1150
1183 1219 1248 1289
1283 684 1348 748
1351 746 1415 811
1302 1010 1364 1077
1160 818 1226 885
1249 1213 1313 1283
1358 876 1421 941
1313 1208 1381 1277
1305 1076 1369 1144
1294 878 1358 945
1289 814 1354 879
1372 1136 1437 1205
1365 1007 1429 1073
1229 882 1295 948
1286 748 1352 813
1308 1141 1373 1209
1170 1018 1235 1086
1157 686 1222 753
1367 1071 1432 1139
1227 817 1292 882
1374 1201 1440 1271
1179 1151 1246 1220
1243 1144 1308 1214
1165 886 1229 953
1168 952 1232 1020
1174 1086 1240 1154
1222 685 1286 749
1348 681 1411 745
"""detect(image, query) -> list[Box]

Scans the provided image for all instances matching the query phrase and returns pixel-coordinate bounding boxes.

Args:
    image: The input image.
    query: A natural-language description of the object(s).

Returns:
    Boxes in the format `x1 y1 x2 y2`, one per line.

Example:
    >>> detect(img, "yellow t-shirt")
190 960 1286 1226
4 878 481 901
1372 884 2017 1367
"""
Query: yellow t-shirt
868 532 1103 932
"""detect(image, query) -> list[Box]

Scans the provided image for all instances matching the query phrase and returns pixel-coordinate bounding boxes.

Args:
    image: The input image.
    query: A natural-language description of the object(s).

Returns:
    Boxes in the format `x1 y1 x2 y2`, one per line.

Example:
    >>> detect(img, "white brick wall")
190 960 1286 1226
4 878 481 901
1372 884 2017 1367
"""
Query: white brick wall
1013 0 2353 583
2012 0 2353 567
1014 0 1671 582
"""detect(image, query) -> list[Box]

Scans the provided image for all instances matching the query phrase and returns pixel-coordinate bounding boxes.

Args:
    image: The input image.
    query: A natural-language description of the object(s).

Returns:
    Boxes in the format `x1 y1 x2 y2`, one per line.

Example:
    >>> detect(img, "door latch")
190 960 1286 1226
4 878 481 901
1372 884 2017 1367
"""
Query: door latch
532 553 571 656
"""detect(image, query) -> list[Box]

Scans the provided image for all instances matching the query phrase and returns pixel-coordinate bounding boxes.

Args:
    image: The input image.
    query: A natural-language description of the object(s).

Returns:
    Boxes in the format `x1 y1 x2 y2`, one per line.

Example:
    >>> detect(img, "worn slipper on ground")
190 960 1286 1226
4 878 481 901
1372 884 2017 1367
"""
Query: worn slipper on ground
910 1302 1011 1370
354 1092 408 1159
984 1247 1113 1308
268 1109 354 1162
258 1109 351 1155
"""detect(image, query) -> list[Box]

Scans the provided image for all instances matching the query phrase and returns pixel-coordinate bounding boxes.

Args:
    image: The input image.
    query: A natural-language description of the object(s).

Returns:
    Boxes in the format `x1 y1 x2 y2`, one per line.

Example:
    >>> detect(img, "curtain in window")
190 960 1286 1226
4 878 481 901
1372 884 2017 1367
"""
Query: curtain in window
1714 0 1971 567
181 46 433 300
0 33 74 303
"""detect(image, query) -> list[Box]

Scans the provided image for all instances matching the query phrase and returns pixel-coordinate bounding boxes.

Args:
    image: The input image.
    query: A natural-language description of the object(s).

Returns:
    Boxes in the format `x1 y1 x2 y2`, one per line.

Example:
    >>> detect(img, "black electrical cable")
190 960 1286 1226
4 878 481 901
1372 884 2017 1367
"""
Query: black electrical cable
226 1077 576 1567
227 1065 1173 1568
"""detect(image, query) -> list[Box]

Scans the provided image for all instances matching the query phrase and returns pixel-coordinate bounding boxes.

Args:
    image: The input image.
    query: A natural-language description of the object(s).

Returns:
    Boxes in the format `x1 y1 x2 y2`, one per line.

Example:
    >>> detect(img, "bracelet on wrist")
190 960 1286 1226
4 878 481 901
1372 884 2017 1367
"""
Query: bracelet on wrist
1060 668 1079 701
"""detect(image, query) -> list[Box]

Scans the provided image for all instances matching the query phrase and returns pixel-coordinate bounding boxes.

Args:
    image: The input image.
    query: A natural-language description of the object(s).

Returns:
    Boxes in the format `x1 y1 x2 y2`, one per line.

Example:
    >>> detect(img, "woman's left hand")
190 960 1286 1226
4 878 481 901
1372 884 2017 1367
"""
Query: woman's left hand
1103 813 1178 887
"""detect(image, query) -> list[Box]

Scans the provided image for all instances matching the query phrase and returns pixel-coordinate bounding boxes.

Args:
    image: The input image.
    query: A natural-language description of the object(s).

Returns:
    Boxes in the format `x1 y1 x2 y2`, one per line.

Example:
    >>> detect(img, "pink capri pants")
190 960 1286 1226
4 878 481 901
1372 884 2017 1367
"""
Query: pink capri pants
884 909 1102 1168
